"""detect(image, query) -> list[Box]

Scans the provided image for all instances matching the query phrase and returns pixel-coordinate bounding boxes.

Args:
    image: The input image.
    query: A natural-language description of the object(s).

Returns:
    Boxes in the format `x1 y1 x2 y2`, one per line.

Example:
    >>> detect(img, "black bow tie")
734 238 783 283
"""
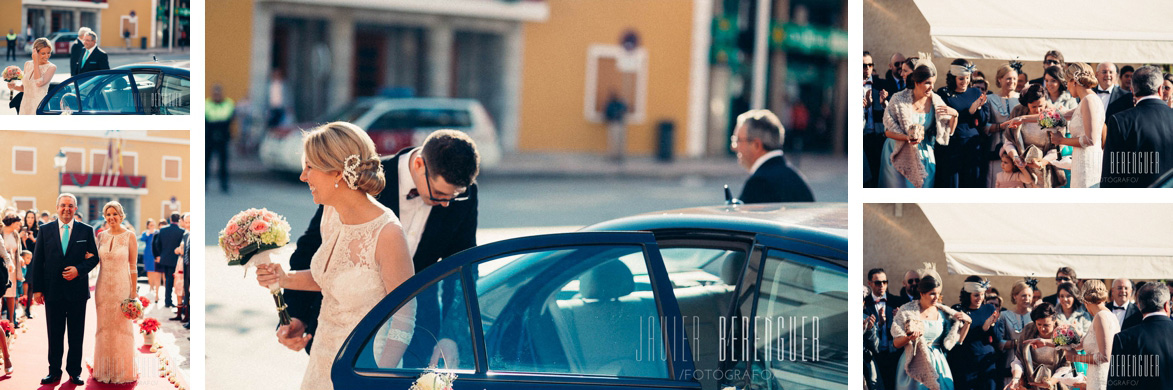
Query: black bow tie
1094 88 1110 94
406 188 420 200
1108 303 1125 311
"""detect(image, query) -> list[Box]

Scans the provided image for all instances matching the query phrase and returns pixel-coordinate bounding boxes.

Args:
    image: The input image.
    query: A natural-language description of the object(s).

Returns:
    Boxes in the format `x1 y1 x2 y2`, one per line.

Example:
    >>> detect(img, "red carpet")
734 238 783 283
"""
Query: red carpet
0 300 187 390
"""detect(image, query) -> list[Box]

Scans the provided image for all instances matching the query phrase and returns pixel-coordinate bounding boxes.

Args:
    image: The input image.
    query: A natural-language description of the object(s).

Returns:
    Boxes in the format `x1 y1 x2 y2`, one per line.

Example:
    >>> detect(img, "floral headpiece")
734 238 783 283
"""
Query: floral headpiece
340 154 382 190
950 63 977 77
963 279 990 294
1023 277 1039 289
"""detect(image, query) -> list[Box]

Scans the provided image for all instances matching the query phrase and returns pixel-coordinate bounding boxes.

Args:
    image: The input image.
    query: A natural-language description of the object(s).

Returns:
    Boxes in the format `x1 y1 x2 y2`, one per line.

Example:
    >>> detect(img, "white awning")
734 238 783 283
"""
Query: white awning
918 204 1173 279
912 0 1173 63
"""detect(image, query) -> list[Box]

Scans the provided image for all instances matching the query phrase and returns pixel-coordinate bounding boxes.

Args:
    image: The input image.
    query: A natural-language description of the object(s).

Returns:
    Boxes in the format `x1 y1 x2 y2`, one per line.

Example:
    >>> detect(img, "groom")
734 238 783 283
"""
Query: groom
31 193 99 385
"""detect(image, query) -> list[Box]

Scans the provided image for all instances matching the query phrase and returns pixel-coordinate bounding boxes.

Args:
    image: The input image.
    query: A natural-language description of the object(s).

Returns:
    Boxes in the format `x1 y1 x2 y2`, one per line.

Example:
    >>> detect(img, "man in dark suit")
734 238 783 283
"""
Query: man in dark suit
1095 62 1130 110
864 51 889 188
1101 66 1173 188
30 194 99 385
1041 267 1077 306
174 213 191 325
730 109 815 203
863 268 902 390
881 52 907 98
1109 278 1140 329
1105 90 1135 120
75 29 110 76
282 129 479 368
1108 282 1173 390
69 27 92 76
152 212 185 308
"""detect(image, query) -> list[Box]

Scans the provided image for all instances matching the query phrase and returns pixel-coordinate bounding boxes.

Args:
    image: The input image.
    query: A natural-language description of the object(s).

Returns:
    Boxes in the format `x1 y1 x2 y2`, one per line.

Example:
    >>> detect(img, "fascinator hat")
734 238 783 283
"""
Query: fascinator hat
963 279 991 294
950 63 977 77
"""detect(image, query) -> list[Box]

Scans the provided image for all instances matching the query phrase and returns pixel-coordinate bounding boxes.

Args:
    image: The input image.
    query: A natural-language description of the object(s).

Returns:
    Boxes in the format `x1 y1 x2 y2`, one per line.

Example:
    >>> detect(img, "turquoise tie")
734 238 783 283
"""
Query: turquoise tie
81 50 90 67
61 223 70 253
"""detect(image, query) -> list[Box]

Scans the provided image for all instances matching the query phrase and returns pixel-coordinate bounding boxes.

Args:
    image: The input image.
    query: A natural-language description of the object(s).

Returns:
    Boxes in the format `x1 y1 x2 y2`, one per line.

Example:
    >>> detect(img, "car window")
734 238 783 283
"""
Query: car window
132 72 161 114
323 104 373 123
658 247 748 390
41 82 81 114
355 271 474 372
372 108 473 130
749 250 848 389
158 74 190 115
76 73 138 114
473 245 670 379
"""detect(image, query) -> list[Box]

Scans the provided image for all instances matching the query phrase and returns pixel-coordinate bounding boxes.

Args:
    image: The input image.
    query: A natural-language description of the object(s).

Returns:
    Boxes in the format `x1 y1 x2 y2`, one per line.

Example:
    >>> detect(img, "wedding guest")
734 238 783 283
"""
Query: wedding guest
1119 66 1134 94
20 210 37 318
68 27 92 77
999 280 1036 356
1054 282 1092 336
996 152 1034 188
864 314 883 390
1008 303 1081 390
1094 63 1128 111
972 79 989 95
139 219 161 303
1043 66 1078 111
1107 282 1173 390
0 238 12 374
730 109 815 202
1101 66 1173 188
900 58 918 92
865 51 889 188
865 268 902 390
1003 84 1063 187
152 213 185 308
882 52 908 98
1161 74 1173 108
1029 50 1065 85
39 211 51 225
948 276 1002 390
1108 278 1137 328
879 58 958 188
1042 267 1079 306
2 216 22 327
899 270 920 304
984 63 1021 187
1017 71 1030 93
936 58 989 188
986 287 1004 311
892 272 971 390
1064 280 1117 390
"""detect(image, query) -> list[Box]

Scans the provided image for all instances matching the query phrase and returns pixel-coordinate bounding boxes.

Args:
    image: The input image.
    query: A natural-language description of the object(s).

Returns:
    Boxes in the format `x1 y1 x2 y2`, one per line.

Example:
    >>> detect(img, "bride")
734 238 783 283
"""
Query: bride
256 122 416 390
93 201 138 383
1011 62 1104 188
6 37 56 116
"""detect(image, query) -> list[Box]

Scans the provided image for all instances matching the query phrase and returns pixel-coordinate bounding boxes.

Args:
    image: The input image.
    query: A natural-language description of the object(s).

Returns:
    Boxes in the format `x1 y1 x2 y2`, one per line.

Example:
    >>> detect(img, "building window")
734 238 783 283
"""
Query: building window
122 152 139 176
161 201 182 221
162 156 182 181
62 147 85 174
91 149 109 174
12 197 36 212
584 44 648 124
12 146 36 175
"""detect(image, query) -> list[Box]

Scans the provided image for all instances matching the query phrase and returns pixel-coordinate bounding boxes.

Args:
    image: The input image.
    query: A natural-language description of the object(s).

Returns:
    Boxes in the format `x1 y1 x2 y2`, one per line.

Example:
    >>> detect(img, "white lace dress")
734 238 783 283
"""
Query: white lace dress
302 204 415 390
18 61 56 115
1068 94 1105 188
1083 311 1119 390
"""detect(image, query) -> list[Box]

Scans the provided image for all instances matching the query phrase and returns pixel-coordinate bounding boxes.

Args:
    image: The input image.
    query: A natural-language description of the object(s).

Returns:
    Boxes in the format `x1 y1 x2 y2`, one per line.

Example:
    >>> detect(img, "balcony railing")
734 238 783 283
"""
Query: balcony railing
62 173 147 189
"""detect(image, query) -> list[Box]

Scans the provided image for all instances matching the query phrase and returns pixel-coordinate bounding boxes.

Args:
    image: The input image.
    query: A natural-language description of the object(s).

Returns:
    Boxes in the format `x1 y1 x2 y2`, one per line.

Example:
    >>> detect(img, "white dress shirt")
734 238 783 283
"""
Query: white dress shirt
397 149 432 257
1096 85 1115 107
59 218 76 246
749 150 784 174
1112 300 1132 325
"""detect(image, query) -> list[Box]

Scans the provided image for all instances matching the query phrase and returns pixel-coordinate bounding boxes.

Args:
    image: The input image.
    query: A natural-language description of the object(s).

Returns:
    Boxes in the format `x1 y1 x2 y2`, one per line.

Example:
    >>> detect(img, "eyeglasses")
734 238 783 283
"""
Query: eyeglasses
894 61 903 67
1044 60 1060 66
872 280 888 286
1056 276 1072 282
908 279 919 285
422 160 470 203
863 63 874 69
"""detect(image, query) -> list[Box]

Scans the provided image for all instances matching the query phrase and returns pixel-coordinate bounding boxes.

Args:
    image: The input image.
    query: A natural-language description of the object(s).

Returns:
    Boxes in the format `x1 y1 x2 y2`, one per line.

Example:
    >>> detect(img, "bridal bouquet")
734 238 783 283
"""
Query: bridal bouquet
121 298 144 319
1038 108 1067 130
1052 324 1080 346
2 66 21 82
410 369 456 390
219 208 294 325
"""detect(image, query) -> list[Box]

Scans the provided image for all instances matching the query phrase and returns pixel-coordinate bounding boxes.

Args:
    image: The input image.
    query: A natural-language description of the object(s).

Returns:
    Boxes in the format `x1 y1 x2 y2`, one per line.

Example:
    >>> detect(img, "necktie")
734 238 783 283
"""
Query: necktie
1094 88 1108 95
406 188 420 200
1107 303 1123 311
81 49 91 67
61 223 70 253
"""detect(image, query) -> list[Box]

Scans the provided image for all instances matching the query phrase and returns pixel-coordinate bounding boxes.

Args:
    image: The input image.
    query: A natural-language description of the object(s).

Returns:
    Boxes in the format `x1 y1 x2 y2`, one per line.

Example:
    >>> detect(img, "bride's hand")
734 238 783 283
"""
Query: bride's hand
255 263 286 288
276 318 312 351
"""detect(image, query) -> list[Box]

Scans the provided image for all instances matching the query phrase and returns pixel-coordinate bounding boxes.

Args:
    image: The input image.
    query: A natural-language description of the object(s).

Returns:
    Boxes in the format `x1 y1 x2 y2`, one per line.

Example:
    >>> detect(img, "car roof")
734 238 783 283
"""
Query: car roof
358 97 481 109
114 62 192 73
583 202 847 241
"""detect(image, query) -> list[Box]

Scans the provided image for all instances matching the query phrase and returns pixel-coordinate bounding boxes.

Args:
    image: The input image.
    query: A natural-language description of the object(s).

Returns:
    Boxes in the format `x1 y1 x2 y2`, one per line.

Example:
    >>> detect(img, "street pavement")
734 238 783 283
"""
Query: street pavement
1 50 190 115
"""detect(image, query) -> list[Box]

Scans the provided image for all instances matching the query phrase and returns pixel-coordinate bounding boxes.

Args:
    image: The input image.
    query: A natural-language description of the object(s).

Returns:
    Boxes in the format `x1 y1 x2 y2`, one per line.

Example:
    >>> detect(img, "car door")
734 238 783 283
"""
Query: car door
37 70 142 115
739 234 848 390
155 72 190 115
333 232 700 390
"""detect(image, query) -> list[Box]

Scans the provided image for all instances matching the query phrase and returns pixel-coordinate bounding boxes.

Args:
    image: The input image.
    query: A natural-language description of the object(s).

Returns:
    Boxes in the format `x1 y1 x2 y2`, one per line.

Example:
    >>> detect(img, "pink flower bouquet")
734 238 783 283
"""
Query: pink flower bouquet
219 208 293 324
1038 108 1067 130
2 66 21 82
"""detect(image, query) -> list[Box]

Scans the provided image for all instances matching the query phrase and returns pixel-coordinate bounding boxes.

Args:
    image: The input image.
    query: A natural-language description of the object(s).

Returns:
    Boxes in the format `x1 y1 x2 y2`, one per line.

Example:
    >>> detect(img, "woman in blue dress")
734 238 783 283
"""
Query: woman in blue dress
936 59 990 188
140 218 160 303
893 272 972 390
880 57 959 188
948 276 1003 390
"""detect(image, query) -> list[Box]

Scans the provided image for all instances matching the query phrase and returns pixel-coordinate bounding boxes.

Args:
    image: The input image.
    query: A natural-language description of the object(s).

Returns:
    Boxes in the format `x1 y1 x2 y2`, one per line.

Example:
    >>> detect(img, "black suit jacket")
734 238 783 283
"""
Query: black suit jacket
75 47 110 75
881 70 904 100
286 147 479 348
863 293 902 354
1105 91 1135 120
1109 314 1173 390
739 154 815 203
1102 85 1130 110
69 40 84 76
30 220 100 302
152 224 185 268
1101 99 1173 187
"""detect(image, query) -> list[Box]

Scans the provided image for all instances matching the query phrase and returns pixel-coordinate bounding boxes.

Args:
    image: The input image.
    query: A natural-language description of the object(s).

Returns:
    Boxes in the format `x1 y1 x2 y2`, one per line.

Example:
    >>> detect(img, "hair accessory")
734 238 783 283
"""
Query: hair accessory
963 280 990 294
1009 60 1024 72
341 155 361 190
951 63 977 76
1024 277 1039 289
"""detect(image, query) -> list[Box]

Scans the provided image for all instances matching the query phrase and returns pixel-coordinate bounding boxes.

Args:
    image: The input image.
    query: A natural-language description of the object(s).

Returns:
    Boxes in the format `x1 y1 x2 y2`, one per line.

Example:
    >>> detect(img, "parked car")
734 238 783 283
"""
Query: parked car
1151 169 1173 188
24 32 77 56
259 97 501 172
36 62 191 115
332 202 847 390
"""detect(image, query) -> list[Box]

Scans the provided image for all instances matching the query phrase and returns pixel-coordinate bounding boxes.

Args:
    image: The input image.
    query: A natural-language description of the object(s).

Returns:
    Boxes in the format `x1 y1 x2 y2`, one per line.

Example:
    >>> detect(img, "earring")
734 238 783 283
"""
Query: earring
334 182 339 188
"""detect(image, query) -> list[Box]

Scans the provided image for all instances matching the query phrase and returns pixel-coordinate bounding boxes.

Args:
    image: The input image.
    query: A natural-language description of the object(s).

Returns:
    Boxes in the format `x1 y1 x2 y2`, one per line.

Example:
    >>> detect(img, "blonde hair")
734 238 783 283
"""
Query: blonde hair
1065 62 1098 89
302 121 385 196
995 63 1018 89
1081 279 1109 305
32 37 51 53
103 201 125 219
1010 280 1033 304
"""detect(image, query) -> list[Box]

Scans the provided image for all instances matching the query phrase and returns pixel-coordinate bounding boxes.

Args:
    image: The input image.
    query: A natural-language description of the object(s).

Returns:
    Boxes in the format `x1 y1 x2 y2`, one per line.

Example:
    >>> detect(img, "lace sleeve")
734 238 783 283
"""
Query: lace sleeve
373 298 416 368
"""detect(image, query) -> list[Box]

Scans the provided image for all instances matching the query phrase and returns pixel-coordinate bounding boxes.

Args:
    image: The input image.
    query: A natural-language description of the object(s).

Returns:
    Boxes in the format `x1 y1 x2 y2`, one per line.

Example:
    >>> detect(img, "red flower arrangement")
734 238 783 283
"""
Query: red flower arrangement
139 295 151 309
140 317 160 334
0 319 13 336
18 295 28 307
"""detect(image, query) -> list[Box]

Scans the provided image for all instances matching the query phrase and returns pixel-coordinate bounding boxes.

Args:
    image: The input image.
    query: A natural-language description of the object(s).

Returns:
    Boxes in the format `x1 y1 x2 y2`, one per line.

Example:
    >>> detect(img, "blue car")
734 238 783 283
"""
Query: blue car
36 62 191 115
332 203 847 389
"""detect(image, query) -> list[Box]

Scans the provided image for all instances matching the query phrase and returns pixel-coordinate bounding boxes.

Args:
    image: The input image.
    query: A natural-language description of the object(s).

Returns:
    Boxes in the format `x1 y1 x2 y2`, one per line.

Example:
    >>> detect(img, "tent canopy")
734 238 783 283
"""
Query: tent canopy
912 0 1173 63
918 204 1173 279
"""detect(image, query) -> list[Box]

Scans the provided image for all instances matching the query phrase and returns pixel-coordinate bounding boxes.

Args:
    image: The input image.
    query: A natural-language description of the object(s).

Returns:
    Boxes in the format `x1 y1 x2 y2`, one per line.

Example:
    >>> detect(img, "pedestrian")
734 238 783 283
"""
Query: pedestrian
207 85 235 193
5 30 16 61
730 109 815 202
603 92 628 162
268 69 287 128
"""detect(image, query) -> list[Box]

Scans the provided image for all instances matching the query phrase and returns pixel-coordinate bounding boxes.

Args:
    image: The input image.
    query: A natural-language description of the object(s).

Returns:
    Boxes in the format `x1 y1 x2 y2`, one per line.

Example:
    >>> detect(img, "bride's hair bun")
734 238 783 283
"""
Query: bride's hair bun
302 122 386 196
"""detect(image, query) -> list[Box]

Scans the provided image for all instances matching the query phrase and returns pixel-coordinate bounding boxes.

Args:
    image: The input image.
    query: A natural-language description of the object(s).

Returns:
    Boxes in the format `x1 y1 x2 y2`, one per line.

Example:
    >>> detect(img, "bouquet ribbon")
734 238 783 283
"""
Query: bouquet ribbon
247 247 293 326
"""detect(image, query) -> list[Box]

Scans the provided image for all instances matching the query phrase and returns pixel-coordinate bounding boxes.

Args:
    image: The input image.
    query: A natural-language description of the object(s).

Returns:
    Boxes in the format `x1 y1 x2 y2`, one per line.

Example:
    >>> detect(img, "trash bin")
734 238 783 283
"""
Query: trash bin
141 37 147 50
657 120 674 162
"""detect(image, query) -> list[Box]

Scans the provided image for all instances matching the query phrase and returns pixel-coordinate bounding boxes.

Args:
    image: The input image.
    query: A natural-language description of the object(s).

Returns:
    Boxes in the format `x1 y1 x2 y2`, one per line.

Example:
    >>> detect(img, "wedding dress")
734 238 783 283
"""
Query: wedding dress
302 205 415 390
1068 94 1105 188
93 230 138 383
18 61 55 116
1083 311 1118 390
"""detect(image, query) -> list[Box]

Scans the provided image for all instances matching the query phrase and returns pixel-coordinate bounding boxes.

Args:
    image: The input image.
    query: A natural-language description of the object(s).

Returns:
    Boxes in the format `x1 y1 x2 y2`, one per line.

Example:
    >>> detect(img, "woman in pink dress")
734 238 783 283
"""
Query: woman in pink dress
92 201 138 383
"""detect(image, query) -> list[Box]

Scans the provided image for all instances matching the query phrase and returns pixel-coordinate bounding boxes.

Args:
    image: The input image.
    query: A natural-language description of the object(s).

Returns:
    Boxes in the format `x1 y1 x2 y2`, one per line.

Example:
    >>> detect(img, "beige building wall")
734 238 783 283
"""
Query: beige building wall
101 0 154 47
864 0 1135 92
206 0 254 101
1 131 190 231
519 0 694 155
1 5 20 48
864 203 1072 307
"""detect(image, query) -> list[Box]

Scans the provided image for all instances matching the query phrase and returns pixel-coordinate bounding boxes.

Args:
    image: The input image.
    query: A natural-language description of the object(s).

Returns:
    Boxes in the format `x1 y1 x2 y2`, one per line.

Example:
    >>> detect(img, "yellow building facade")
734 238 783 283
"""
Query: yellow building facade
1 130 190 231
2 0 159 49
